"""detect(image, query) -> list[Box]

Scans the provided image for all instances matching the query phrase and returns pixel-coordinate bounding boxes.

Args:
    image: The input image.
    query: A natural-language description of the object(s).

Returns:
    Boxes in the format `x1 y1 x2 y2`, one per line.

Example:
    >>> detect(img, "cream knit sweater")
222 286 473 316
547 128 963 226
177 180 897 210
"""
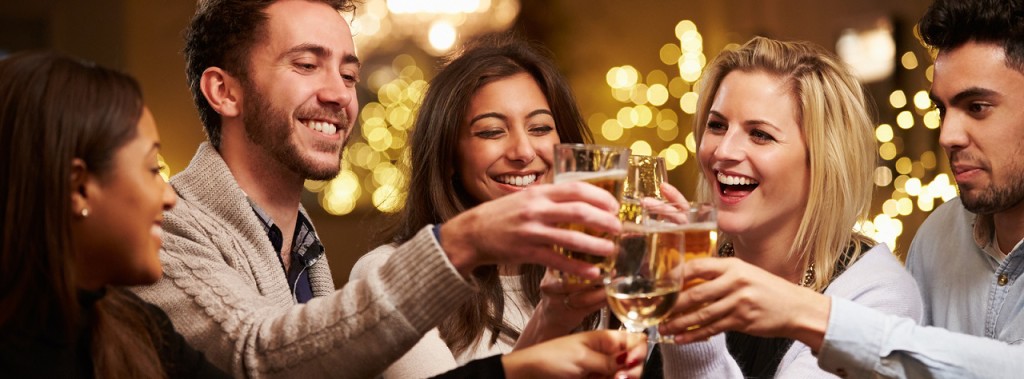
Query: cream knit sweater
132 143 475 378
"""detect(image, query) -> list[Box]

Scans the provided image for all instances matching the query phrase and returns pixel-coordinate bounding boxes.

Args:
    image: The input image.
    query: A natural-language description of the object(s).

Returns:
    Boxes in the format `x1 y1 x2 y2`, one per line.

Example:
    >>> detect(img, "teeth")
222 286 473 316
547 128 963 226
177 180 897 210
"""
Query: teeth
304 121 338 135
496 174 538 187
717 172 758 186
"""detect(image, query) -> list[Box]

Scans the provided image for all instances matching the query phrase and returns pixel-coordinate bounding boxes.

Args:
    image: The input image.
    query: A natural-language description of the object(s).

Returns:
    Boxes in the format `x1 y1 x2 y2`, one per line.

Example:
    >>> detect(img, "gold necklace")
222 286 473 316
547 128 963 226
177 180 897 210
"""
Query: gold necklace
718 242 815 288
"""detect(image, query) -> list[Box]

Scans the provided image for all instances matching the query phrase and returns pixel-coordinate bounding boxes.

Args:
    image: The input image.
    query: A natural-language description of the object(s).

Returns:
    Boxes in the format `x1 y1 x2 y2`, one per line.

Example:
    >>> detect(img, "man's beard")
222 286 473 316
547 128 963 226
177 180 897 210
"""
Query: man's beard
954 150 1024 215
241 81 346 181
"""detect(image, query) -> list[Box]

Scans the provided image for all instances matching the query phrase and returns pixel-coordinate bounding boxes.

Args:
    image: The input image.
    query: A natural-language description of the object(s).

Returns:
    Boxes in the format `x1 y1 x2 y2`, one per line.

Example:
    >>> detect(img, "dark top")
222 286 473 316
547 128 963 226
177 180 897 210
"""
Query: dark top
0 288 228 378
249 198 324 304
432 355 506 379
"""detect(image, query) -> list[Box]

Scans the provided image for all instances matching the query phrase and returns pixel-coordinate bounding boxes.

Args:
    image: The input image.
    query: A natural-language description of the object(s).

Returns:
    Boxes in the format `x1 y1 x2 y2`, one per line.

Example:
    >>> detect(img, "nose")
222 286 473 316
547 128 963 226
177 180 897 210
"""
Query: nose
318 72 354 109
161 179 177 211
938 113 969 154
710 127 745 162
506 127 538 164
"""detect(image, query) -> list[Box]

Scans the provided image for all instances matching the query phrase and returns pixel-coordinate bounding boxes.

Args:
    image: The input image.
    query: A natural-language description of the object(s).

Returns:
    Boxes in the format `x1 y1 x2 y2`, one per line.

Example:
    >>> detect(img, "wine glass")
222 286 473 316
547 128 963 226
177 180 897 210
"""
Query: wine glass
605 206 686 337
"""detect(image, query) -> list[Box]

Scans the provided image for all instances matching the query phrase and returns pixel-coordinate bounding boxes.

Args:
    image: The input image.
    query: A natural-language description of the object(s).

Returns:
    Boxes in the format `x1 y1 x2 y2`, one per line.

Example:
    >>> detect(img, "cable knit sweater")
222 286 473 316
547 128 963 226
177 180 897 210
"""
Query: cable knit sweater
660 244 923 378
131 143 475 378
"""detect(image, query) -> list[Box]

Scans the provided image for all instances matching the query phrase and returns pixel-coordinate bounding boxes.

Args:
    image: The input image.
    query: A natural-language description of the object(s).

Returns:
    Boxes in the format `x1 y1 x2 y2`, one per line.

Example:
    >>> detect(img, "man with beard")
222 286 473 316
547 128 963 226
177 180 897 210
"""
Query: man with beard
131 0 640 378
813 0 1024 376
655 0 1024 377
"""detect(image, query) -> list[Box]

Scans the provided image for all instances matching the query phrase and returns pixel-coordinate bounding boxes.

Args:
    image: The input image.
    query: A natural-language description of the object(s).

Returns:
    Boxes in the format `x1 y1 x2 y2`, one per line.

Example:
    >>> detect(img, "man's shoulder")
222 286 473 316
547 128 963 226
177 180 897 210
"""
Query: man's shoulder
918 197 971 233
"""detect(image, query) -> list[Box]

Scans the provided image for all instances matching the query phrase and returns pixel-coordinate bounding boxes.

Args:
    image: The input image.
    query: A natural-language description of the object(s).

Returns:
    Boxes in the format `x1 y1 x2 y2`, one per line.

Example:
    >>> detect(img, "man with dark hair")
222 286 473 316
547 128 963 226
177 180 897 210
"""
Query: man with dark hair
815 0 1024 376
132 0 635 377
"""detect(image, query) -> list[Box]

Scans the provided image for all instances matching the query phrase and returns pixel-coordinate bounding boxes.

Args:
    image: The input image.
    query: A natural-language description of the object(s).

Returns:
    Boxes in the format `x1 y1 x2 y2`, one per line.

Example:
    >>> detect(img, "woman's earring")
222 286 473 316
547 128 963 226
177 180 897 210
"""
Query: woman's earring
80 208 89 218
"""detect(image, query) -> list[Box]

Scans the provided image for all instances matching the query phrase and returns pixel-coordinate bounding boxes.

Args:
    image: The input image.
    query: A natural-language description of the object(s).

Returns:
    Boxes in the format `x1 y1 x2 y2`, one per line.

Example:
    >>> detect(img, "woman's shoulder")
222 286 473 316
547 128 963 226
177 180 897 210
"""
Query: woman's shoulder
349 243 400 280
826 244 923 319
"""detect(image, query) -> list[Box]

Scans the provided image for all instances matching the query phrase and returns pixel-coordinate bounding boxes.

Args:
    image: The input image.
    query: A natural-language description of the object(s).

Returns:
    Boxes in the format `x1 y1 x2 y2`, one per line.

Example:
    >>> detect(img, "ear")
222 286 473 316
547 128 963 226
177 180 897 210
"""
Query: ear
200 67 242 118
69 158 91 217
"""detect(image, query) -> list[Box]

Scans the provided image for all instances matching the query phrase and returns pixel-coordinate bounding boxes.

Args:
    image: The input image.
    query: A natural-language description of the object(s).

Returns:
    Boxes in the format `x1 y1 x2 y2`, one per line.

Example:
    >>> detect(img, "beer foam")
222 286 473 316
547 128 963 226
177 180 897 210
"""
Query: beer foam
554 169 627 184
678 221 716 231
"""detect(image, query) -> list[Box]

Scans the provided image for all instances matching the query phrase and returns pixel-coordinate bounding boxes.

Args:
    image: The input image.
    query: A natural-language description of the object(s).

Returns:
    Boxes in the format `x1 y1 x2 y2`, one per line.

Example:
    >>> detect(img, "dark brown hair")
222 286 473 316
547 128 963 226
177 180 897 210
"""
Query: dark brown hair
0 51 164 378
385 34 595 355
184 0 355 147
918 0 1024 72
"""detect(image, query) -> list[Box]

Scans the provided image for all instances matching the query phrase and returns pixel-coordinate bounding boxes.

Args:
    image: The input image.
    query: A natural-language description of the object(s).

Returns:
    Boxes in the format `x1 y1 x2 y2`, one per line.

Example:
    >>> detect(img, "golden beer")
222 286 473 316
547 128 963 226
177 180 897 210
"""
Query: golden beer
554 170 626 283
682 222 717 289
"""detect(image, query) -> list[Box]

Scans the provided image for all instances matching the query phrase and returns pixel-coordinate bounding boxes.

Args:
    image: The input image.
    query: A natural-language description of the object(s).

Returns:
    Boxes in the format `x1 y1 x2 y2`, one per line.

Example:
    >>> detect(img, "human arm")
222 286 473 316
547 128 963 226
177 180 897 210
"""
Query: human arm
817 298 1024 378
514 268 607 349
134 201 473 379
439 182 621 280
350 246 460 378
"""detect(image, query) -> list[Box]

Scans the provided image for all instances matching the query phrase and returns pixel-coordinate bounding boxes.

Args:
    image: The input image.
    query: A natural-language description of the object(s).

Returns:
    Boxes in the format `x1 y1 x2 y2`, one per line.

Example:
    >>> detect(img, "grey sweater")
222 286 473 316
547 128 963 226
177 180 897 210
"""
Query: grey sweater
132 143 475 378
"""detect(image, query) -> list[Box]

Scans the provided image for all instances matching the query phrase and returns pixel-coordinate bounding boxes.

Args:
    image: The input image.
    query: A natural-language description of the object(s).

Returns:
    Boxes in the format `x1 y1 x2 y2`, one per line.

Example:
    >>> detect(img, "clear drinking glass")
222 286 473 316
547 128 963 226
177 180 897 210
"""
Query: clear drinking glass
605 206 686 337
552 143 630 285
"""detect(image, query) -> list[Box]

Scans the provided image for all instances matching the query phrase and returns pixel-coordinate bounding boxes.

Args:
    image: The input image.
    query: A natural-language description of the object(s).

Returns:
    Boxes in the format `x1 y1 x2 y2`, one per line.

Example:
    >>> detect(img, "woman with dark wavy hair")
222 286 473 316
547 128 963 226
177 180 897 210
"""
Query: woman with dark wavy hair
0 51 225 378
351 34 612 377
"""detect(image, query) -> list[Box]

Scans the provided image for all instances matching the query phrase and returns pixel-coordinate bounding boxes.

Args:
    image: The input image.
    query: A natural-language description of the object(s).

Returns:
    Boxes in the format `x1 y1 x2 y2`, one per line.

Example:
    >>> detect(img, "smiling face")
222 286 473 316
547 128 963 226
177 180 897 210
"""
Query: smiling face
932 41 1024 216
241 0 360 180
77 108 177 288
457 73 560 202
698 70 810 241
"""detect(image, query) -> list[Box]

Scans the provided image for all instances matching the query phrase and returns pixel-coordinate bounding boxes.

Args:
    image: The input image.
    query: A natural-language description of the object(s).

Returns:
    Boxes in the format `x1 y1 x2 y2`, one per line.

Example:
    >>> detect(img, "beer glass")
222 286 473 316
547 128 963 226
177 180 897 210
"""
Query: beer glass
678 201 718 338
605 206 685 336
552 143 629 285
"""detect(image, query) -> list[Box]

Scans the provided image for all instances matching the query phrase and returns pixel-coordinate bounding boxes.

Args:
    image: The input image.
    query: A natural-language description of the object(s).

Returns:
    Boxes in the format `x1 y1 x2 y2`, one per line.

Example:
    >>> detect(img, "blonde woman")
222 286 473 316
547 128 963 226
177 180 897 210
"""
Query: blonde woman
655 37 923 377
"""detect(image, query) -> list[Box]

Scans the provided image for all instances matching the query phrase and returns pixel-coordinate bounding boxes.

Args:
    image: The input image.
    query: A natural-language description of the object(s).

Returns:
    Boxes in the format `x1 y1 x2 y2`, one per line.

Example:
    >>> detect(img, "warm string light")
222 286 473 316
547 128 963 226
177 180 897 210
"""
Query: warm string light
305 55 426 215
595 20 707 170
859 49 953 250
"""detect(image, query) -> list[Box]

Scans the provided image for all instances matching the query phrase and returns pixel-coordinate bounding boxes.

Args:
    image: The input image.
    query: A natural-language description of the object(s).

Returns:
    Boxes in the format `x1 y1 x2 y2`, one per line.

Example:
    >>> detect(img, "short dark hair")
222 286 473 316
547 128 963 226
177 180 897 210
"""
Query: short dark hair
918 0 1024 71
183 0 354 148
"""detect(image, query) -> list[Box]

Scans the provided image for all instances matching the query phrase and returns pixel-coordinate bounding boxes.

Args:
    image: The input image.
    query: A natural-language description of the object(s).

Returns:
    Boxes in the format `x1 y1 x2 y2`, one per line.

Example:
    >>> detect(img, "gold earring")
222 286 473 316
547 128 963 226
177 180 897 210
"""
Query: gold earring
80 208 89 218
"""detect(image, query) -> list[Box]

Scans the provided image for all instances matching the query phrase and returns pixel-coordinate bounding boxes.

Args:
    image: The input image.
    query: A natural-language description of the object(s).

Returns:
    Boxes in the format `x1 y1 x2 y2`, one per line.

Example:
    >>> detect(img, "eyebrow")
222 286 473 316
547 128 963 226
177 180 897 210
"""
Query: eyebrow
930 87 998 106
468 109 553 126
708 110 782 132
469 112 506 125
282 43 361 67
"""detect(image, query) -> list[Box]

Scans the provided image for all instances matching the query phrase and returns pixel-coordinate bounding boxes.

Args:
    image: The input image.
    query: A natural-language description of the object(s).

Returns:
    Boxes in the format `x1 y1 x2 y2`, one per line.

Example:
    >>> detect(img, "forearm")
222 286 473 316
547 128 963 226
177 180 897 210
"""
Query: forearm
140 227 474 378
819 298 1024 378
660 335 743 378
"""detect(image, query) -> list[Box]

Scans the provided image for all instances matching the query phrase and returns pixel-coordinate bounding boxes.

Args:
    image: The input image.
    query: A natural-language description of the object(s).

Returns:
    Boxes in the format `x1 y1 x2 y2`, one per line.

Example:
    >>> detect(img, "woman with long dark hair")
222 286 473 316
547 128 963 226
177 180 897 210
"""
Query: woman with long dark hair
0 51 225 378
351 34 610 377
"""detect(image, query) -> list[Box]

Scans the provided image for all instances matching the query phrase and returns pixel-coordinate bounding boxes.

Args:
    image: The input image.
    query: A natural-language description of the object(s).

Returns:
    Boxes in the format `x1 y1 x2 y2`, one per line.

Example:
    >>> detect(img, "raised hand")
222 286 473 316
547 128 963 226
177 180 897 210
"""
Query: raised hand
515 268 607 349
659 257 831 351
502 330 647 379
440 181 621 279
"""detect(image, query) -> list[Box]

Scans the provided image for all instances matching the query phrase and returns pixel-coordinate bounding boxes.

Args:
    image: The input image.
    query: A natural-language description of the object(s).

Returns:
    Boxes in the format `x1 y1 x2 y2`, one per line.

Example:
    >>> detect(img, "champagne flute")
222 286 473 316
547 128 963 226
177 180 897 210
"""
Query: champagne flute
605 206 685 337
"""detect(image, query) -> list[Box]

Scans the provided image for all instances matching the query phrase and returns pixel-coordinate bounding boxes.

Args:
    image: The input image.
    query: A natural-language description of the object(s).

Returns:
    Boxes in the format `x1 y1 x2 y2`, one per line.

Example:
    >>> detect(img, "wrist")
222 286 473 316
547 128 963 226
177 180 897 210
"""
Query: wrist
789 291 830 352
438 218 479 278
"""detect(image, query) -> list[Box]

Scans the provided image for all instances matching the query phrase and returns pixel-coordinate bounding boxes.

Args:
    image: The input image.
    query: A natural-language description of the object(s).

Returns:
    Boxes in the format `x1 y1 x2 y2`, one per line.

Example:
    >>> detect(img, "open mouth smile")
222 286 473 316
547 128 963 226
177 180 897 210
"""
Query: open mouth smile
301 119 341 136
717 171 759 196
494 173 540 187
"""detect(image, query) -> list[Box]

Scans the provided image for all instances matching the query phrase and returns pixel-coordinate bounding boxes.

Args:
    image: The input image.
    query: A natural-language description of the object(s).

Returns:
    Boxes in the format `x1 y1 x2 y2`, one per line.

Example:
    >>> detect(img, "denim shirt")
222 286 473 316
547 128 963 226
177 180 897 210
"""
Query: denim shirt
818 198 1024 378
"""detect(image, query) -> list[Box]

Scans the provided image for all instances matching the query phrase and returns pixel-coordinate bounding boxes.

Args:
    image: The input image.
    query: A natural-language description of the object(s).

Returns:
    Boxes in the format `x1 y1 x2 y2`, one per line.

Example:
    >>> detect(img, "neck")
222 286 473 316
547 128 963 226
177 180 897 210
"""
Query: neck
730 227 804 285
219 126 303 234
498 264 520 276
993 201 1024 254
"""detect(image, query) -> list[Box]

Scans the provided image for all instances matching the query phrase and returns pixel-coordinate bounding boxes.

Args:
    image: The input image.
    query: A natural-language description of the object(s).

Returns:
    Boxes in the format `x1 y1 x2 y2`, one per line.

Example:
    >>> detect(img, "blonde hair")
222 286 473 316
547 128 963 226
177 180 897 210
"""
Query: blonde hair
694 37 877 291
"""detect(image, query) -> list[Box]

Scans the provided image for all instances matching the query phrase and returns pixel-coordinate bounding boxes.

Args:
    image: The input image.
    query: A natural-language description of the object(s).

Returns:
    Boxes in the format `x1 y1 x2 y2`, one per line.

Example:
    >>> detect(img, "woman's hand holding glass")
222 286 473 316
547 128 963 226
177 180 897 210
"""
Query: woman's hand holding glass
658 257 831 350
515 269 608 349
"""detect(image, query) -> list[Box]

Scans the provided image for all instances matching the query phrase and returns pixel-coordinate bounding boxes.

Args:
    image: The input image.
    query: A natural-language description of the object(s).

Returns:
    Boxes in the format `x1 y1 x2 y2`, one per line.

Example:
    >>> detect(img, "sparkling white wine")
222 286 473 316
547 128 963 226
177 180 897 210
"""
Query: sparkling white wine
606 277 680 331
